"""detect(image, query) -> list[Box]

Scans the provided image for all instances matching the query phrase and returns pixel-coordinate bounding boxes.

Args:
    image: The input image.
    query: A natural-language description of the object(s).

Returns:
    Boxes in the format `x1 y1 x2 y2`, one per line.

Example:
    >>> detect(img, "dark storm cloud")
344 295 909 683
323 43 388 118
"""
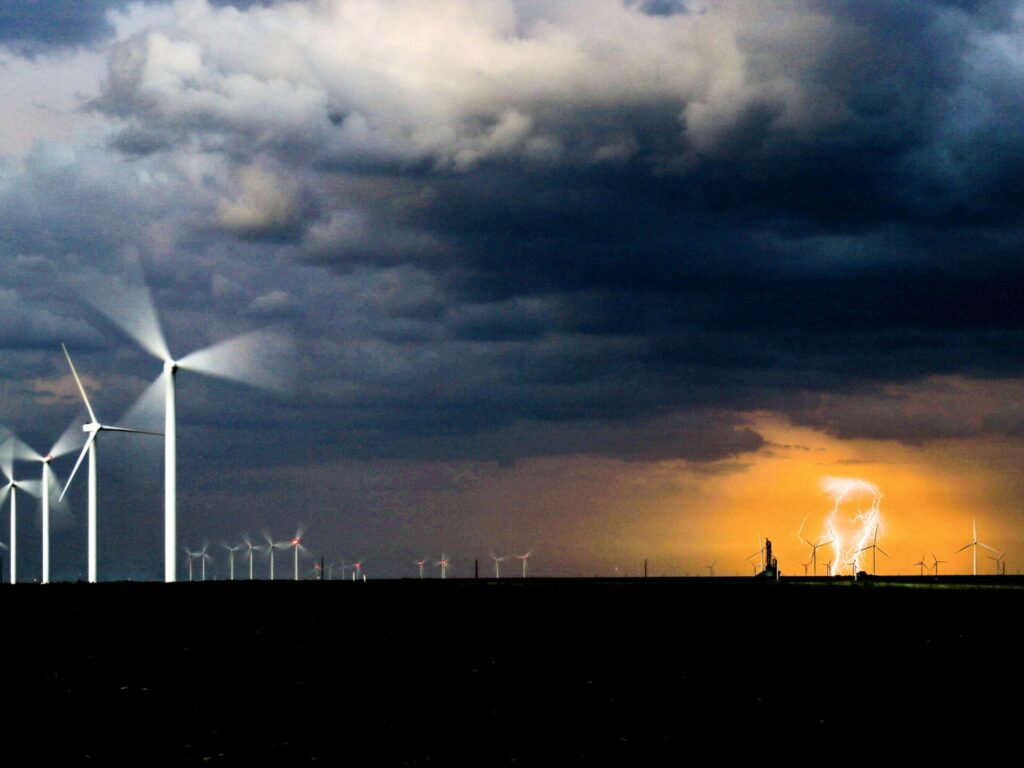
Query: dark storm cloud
0 1 134 54
6 0 1024 469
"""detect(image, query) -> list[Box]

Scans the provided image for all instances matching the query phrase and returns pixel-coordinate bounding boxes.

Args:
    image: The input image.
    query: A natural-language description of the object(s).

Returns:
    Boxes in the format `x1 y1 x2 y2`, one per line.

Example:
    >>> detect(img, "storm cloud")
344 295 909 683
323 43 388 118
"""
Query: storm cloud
5 0 1024 467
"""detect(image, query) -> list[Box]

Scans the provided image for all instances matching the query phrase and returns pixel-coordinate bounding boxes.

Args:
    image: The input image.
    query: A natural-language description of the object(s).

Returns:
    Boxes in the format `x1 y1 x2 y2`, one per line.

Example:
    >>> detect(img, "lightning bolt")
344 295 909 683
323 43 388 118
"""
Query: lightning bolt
821 477 883 576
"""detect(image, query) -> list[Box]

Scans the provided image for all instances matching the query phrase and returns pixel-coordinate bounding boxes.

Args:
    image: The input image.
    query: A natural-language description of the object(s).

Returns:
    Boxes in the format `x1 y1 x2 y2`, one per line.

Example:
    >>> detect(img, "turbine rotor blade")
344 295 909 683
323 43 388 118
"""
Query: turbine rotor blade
61 344 97 423
60 431 97 503
102 426 164 437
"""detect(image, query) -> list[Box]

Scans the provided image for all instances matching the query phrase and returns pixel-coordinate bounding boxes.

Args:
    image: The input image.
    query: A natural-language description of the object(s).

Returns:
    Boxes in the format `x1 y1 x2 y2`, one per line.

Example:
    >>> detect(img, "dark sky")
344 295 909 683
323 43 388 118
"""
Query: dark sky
2 0 1024 579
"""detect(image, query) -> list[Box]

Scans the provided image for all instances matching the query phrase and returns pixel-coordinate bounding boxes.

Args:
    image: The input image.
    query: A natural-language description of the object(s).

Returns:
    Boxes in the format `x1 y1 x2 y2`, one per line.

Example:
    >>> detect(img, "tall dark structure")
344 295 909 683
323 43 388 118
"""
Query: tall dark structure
759 538 780 580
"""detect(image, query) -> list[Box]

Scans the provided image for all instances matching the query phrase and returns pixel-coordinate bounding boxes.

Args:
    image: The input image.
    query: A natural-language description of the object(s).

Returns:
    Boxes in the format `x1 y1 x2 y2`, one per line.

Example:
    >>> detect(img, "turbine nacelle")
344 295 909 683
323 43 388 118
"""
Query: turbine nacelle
83 422 101 434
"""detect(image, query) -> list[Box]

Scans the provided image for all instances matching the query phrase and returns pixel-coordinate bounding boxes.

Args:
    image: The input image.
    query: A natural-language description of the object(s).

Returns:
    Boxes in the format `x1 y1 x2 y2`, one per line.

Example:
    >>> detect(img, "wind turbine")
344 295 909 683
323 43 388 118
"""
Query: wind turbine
414 558 427 579
913 554 927 577
956 517 996 576
184 546 199 582
931 553 947 576
262 532 288 580
223 542 244 580
58 344 162 583
1 424 80 584
986 551 1006 576
798 517 834 576
824 559 833 577
516 550 532 578
289 528 307 581
437 555 450 580
352 559 364 581
490 553 506 578
0 436 39 585
801 561 810 577
704 562 716 577
198 544 211 581
857 525 888 575
242 535 261 580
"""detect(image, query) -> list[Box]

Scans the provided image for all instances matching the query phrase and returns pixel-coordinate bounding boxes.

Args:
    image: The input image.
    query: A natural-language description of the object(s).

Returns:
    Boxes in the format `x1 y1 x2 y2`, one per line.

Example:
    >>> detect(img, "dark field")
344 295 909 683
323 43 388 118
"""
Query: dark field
4 578 1023 764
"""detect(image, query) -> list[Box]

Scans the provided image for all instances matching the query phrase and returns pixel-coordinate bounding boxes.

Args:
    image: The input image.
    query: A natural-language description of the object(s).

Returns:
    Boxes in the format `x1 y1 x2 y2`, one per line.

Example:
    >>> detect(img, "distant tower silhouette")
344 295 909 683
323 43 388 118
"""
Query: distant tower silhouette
758 538 780 580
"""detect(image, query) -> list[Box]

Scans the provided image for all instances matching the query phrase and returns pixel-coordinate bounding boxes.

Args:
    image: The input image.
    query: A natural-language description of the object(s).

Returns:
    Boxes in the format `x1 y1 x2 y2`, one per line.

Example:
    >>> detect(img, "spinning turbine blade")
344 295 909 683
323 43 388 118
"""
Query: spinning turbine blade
50 415 88 459
177 329 295 394
62 344 97 423
73 252 172 363
60 431 97 503
102 426 164 437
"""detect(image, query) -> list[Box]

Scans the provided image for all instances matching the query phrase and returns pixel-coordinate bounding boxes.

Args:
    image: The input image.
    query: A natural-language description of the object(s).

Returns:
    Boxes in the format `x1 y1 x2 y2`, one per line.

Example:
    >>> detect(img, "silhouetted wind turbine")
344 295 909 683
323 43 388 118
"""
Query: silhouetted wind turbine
913 554 927 577
798 517 834 576
931 553 947 576
956 517 995 576
858 525 888 575
986 551 1006 576
704 562 716 577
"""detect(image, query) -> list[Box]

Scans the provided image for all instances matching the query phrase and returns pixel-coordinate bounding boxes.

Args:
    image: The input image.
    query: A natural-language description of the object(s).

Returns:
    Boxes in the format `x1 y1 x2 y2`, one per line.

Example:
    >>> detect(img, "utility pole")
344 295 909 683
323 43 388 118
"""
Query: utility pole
474 559 479 579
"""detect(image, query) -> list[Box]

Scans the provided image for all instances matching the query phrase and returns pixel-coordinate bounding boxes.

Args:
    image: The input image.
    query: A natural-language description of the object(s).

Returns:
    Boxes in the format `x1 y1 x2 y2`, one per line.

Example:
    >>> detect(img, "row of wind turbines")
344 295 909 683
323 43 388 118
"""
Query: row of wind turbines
173 545 536 582
749 516 1009 577
1 270 289 584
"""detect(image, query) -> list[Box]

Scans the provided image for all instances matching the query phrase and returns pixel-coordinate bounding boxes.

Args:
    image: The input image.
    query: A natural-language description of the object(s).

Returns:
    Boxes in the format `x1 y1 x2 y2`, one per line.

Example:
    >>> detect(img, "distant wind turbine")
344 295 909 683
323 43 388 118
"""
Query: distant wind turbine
857 525 888 575
289 528 307 581
59 344 162 583
798 517 834 576
242 535 260 580
956 517 996 576
913 554 927 577
986 551 1006 576
490 553 506 578
223 543 244 581
516 550 532 578
414 559 427 579
437 555 450 580
262 532 288 580
931 553 947 576
705 562 716 577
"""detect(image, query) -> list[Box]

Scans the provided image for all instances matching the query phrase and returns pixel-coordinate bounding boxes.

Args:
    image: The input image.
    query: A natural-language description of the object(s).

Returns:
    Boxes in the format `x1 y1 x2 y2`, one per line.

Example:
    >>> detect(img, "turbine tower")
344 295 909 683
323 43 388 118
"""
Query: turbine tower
913 554 927 577
956 517 995 576
414 558 427 579
490 553 506 578
516 550 532 578
798 517 834 576
857 525 888 575
59 345 162 583
262 533 288 580
223 543 244 581
289 529 307 581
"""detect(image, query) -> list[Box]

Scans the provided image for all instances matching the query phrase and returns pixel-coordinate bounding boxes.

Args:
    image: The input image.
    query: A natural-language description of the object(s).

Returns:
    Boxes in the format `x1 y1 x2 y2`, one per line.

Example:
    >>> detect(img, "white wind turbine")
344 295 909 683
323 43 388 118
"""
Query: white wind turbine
490 553 506 578
956 517 996 576
59 344 162 583
262 532 289 580
353 559 365 581
516 550 532 578
0 438 41 585
288 528 308 581
242 534 260 580
223 542 244 581
437 554 450 580
414 559 427 579
0 424 80 584
74 264 292 583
